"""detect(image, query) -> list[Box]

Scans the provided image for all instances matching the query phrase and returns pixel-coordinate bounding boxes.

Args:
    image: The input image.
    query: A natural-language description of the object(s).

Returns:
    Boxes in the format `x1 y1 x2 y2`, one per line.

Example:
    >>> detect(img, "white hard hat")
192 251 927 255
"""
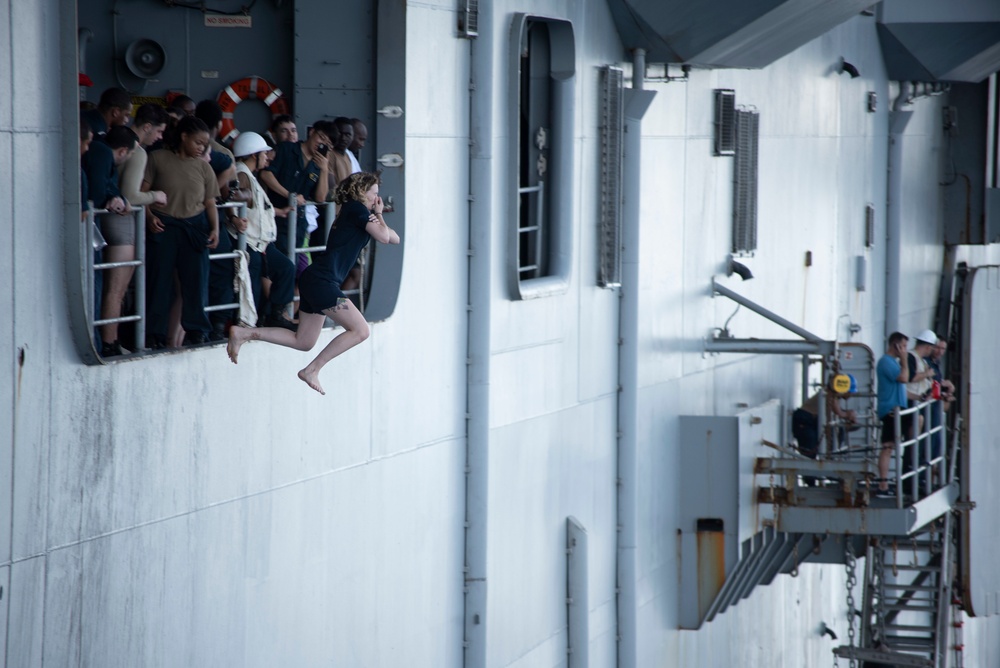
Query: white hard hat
232 131 270 158
915 329 938 345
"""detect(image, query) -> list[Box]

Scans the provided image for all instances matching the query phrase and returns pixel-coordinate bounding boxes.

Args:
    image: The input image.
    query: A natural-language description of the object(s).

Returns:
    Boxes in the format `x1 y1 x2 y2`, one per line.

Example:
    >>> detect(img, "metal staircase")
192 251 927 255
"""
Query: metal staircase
834 513 954 667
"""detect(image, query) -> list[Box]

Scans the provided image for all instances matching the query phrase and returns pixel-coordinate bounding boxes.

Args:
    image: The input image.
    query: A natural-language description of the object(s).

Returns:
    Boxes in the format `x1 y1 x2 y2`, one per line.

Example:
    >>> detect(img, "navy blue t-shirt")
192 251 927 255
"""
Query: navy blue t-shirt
310 200 371 283
263 141 322 250
81 140 121 208
80 108 107 137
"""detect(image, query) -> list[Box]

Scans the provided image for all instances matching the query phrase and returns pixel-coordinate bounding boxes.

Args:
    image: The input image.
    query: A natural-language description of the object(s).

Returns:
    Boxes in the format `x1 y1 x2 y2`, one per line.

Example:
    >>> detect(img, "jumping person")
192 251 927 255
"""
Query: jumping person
227 172 399 394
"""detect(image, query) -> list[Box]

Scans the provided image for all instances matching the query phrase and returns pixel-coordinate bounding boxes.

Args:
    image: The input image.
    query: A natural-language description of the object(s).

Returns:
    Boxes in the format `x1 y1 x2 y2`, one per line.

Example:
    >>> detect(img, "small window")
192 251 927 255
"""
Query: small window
509 14 575 299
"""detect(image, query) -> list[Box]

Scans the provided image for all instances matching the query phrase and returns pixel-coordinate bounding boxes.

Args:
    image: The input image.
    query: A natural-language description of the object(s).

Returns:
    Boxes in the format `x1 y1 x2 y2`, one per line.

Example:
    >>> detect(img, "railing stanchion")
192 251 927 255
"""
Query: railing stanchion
135 207 147 350
894 408 904 509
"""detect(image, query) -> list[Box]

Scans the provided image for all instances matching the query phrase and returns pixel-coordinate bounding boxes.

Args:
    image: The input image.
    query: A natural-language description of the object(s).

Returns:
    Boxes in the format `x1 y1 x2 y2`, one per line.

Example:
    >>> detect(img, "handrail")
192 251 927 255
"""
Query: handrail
89 200 249 354
88 194 373 357
87 204 147 349
892 399 948 509
207 202 249 315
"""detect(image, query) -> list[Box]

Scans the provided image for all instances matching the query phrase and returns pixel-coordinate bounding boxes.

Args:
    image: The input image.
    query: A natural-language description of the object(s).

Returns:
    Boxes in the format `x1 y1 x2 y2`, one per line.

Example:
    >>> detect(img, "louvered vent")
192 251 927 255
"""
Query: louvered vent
598 66 624 288
865 203 875 248
732 108 759 254
459 0 479 38
714 89 736 156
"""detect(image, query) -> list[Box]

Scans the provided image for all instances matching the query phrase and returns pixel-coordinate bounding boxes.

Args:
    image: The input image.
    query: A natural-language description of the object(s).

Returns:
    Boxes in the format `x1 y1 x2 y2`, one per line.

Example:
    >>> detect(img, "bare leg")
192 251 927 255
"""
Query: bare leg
227 310 326 364
168 274 184 348
878 443 893 491
297 298 370 395
100 244 136 345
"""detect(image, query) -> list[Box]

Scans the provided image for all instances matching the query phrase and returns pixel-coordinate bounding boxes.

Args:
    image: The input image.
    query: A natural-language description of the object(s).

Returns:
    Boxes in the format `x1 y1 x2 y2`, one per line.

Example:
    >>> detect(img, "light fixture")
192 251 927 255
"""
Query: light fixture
728 258 754 281
839 58 860 79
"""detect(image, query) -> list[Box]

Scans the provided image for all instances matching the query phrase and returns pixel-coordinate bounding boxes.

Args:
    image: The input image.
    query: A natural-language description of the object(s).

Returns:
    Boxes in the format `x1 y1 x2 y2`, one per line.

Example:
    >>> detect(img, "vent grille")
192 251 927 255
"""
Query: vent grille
732 109 759 254
714 89 736 156
459 0 479 38
598 67 624 288
865 203 875 248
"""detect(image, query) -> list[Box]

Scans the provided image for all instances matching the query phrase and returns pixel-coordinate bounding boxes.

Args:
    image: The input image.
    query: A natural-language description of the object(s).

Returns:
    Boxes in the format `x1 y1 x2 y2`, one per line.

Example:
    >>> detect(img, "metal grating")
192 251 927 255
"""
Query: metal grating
732 108 759 254
459 0 479 38
865 203 875 248
714 89 736 156
598 67 624 288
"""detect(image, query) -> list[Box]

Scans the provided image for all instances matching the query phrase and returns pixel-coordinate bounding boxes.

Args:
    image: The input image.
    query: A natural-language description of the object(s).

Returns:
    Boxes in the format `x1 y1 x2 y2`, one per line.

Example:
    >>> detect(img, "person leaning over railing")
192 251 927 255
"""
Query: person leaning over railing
924 335 955 462
230 132 296 330
141 115 220 348
81 125 137 347
79 120 98 345
905 330 938 437
258 119 331 274
98 104 169 357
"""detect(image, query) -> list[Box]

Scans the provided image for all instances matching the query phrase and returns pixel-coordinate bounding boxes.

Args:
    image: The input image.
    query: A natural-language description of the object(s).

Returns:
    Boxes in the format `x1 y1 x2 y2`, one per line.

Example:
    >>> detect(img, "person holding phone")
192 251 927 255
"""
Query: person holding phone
259 120 332 265
875 332 912 494
227 172 399 395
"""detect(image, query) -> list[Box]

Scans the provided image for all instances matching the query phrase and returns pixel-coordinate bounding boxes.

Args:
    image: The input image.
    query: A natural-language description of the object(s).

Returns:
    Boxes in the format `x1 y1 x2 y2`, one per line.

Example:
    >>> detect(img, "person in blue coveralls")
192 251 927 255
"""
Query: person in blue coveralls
226 172 399 395
876 332 912 494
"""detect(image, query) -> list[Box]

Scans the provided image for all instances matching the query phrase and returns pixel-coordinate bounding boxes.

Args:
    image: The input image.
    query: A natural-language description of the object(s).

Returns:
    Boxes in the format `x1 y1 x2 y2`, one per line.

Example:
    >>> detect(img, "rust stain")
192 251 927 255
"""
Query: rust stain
16 346 25 400
697 530 726 616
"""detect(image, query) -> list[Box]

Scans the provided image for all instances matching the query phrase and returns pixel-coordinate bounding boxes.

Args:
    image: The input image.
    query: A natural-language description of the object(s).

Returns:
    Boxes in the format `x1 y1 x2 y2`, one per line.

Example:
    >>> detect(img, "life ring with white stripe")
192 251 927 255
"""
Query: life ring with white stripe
216 75 290 144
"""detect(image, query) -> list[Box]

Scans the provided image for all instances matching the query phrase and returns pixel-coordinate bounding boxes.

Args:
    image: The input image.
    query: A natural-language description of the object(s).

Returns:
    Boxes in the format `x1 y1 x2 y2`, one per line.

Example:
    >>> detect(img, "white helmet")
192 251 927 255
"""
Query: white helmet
915 329 938 345
232 131 270 158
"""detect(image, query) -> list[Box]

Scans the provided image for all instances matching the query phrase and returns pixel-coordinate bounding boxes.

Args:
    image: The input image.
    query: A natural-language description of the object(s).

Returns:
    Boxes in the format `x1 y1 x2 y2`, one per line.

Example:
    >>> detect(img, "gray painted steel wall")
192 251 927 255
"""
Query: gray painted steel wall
4 1 1000 667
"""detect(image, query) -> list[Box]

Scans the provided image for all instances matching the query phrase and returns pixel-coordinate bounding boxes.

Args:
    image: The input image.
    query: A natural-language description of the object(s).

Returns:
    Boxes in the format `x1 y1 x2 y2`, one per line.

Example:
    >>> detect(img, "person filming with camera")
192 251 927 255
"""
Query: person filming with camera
258 120 332 272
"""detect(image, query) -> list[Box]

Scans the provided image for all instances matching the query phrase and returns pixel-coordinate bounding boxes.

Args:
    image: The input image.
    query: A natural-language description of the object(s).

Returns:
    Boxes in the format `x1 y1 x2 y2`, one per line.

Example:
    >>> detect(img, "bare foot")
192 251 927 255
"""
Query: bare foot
227 326 251 364
297 368 325 395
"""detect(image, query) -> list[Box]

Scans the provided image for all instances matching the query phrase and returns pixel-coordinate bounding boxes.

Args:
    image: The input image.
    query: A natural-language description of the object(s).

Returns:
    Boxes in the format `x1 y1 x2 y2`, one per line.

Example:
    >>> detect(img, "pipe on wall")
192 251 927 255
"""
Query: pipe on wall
885 82 913 339
464 2 493 666
616 47 655 668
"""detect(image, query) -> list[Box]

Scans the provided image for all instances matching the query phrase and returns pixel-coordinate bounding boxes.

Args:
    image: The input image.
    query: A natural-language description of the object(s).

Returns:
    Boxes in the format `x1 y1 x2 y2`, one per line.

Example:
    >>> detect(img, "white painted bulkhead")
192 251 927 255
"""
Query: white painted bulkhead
2 1 1000 667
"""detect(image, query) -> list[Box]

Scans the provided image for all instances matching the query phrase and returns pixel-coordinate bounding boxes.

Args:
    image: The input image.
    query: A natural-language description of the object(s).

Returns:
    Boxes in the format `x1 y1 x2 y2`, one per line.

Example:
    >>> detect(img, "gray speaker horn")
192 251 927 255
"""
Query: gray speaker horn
124 39 166 79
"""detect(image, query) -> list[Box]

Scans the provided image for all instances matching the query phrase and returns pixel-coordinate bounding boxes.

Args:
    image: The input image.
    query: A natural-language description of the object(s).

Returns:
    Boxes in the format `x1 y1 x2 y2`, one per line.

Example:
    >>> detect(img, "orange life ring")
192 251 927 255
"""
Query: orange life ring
216 75 290 144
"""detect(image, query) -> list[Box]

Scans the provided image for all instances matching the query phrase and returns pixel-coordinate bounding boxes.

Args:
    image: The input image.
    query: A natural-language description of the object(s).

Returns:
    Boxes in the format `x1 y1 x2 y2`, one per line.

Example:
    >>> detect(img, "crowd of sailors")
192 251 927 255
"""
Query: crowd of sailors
80 86 371 357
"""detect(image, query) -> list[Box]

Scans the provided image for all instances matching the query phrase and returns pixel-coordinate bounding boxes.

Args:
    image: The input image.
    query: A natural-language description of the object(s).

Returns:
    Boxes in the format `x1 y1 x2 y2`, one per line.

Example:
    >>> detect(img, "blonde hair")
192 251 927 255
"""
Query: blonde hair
334 171 380 206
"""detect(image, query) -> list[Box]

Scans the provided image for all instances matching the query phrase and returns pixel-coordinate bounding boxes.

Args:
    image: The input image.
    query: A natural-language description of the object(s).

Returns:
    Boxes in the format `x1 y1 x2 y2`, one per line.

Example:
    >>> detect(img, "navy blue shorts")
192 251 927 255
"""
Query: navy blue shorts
881 413 913 444
297 266 345 315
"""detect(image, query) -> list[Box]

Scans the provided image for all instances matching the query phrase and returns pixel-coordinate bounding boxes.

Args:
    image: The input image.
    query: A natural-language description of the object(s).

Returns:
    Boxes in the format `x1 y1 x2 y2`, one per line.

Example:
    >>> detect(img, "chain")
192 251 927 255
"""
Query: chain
769 469 776 504
844 543 857 668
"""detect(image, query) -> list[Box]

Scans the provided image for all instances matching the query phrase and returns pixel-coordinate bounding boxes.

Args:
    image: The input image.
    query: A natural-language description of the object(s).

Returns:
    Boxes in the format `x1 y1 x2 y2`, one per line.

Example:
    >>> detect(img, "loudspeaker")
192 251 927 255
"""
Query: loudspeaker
123 39 166 79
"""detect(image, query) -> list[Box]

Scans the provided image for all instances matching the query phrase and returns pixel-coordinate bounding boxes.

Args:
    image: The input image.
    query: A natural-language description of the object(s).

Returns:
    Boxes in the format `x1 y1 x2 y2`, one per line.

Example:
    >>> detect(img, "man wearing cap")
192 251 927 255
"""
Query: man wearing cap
791 374 857 485
906 330 938 404
876 332 911 494
905 329 939 444
924 334 955 467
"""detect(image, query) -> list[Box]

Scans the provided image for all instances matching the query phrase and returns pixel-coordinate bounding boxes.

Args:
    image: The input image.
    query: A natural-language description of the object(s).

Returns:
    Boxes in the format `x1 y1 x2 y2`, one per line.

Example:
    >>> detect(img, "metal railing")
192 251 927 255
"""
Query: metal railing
89 205 148 348
86 195 369 357
86 201 249 354
516 180 545 278
891 399 949 509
